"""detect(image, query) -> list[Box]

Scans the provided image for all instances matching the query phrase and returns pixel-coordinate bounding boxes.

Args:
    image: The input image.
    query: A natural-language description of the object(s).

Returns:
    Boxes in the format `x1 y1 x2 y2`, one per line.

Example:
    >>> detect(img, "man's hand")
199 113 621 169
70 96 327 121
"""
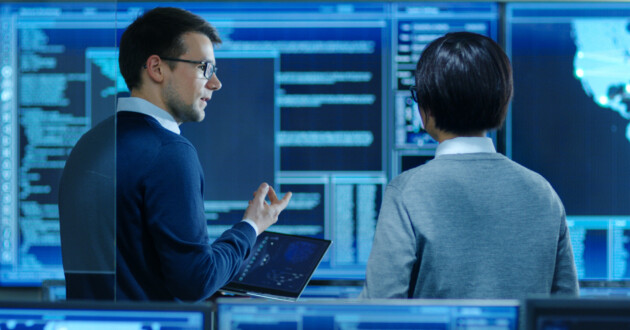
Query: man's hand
243 183 292 233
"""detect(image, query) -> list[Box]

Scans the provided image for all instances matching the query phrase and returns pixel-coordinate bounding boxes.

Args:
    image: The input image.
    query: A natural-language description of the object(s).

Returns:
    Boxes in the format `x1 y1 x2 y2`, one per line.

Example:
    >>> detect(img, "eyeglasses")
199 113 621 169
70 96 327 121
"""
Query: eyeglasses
409 85 419 103
160 56 217 80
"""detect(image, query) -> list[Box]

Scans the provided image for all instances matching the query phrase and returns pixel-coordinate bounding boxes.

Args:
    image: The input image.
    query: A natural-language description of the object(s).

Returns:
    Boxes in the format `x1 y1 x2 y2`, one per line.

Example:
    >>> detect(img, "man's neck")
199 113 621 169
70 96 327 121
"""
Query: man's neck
130 89 177 123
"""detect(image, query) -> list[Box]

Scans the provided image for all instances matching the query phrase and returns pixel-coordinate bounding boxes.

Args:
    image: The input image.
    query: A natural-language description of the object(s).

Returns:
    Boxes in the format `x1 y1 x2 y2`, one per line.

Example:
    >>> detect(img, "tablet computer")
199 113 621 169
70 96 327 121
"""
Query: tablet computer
220 231 331 301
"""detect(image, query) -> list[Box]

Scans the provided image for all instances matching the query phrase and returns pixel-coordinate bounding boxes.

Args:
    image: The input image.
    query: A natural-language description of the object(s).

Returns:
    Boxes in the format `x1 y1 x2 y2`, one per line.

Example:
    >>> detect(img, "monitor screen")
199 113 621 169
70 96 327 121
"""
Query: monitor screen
300 279 364 299
565 217 630 281
526 298 630 330
505 2 630 281
0 1 498 286
216 298 519 330
0 301 211 329
579 280 630 297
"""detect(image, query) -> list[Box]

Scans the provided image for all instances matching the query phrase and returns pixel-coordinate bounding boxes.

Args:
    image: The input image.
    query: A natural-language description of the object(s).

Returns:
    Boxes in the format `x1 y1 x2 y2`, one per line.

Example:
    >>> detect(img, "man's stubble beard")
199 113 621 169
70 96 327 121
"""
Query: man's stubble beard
163 80 205 123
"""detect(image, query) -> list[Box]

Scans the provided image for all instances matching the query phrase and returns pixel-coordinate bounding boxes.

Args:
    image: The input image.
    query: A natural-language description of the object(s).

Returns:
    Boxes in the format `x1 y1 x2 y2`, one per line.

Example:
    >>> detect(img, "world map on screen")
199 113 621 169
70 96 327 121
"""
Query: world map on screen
571 19 630 142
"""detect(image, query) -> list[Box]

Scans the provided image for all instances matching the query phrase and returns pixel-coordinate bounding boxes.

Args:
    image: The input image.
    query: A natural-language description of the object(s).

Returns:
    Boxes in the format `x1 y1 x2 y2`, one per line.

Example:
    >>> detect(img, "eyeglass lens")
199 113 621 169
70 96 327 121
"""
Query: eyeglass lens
204 63 217 80
409 85 418 103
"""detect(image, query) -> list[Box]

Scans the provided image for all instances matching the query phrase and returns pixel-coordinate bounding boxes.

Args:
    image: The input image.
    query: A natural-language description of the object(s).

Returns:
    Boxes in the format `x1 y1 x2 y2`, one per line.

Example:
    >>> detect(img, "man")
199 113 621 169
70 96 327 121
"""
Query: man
360 32 578 299
59 7 291 301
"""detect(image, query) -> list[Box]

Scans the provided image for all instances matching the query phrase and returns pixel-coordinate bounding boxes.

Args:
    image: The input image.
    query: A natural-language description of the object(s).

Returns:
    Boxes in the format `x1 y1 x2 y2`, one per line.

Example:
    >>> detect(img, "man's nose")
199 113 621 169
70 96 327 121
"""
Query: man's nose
206 74 221 91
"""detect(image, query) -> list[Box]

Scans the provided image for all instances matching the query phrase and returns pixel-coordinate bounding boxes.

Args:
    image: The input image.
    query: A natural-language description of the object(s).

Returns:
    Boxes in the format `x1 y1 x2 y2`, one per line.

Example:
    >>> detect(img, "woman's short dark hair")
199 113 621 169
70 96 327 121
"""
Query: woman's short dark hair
119 7 221 91
414 31 513 134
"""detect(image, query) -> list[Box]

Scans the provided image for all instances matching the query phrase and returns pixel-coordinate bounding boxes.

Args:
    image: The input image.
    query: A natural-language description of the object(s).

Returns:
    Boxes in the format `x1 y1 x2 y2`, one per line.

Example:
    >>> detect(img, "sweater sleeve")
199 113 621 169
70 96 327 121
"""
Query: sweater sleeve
143 141 256 301
359 182 417 298
551 209 579 296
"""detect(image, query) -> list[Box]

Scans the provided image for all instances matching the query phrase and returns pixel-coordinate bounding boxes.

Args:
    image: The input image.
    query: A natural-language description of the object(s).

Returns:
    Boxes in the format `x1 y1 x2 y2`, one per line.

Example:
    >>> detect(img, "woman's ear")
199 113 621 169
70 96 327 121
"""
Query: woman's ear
419 106 428 130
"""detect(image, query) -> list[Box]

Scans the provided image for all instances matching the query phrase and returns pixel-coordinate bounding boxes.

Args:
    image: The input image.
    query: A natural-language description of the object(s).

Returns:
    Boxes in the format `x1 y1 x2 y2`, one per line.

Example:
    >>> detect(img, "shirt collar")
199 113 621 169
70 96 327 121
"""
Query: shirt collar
116 97 180 135
434 136 496 158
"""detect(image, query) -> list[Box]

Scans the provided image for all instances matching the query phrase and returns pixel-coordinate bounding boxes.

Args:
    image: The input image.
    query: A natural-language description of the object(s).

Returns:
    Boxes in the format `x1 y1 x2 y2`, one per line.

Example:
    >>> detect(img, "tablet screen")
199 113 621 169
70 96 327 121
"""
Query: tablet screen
221 231 331 300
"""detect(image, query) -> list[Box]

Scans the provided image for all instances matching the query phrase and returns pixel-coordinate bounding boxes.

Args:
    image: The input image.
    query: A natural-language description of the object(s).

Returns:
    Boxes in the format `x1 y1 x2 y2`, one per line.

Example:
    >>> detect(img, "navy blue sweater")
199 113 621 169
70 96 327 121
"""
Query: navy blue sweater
116 111 256 301
60 111 256 301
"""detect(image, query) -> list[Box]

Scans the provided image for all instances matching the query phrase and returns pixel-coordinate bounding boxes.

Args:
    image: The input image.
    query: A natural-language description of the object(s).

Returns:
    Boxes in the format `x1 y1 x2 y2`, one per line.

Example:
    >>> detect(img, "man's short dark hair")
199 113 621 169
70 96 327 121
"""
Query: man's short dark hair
414 31 513 134
119 7 221 91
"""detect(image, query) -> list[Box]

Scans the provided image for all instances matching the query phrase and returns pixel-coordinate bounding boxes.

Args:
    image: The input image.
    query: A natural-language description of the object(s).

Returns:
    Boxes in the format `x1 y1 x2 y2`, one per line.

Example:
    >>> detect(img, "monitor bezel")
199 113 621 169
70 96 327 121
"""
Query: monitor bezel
0 300 213 329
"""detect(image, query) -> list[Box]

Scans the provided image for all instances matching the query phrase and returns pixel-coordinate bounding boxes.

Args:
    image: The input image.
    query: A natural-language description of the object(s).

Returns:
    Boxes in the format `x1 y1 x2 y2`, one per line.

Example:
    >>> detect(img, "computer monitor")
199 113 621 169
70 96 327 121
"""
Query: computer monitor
526 298 630 330
300 279 364 299
216 298 519 330
579 280 630 297
0 1 499 287
505 1 630 283
0 300 211 329
565 217 630 281
41 279 66 301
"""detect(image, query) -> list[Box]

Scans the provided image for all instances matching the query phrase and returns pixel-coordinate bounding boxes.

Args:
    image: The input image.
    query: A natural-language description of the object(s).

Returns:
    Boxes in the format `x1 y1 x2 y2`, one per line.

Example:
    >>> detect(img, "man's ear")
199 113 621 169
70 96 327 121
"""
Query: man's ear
144 55 165 83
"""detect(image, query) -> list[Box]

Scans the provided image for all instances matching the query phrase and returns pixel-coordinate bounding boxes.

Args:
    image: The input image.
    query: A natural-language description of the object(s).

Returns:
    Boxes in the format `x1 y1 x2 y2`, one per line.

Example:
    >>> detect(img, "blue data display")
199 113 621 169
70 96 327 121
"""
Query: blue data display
568 216 630 280
6 1 629 287
506 3 630 283
0 1 499 286
216 299 519 330
506 3 630 217
0 302 208 329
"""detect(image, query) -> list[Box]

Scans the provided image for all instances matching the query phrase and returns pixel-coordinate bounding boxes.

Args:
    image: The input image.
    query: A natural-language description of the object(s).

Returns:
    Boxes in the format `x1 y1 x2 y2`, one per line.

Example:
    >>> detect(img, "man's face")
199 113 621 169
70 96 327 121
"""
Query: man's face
163 32 221 123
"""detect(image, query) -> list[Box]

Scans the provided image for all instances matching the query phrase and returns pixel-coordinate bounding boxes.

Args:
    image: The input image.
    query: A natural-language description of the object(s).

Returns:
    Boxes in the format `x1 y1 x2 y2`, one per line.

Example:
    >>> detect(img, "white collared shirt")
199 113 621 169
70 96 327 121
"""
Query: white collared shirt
116 97 181 135
434 136 496 157
115 96 260 236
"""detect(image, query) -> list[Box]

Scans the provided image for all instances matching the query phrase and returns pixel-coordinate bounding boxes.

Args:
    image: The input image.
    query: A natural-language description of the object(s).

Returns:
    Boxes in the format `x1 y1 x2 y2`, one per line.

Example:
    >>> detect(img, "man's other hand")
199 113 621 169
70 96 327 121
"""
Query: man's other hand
243 183 292 233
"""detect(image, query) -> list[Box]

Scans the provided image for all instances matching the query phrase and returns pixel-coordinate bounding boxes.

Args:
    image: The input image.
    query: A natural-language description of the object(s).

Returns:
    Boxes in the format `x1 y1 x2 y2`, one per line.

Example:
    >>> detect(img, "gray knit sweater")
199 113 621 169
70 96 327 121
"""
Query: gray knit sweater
360 153 579 299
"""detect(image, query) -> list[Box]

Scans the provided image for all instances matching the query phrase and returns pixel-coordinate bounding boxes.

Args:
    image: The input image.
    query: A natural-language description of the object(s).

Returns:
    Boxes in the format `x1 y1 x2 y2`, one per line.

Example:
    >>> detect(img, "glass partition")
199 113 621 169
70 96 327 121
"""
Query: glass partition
0 1 118 297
